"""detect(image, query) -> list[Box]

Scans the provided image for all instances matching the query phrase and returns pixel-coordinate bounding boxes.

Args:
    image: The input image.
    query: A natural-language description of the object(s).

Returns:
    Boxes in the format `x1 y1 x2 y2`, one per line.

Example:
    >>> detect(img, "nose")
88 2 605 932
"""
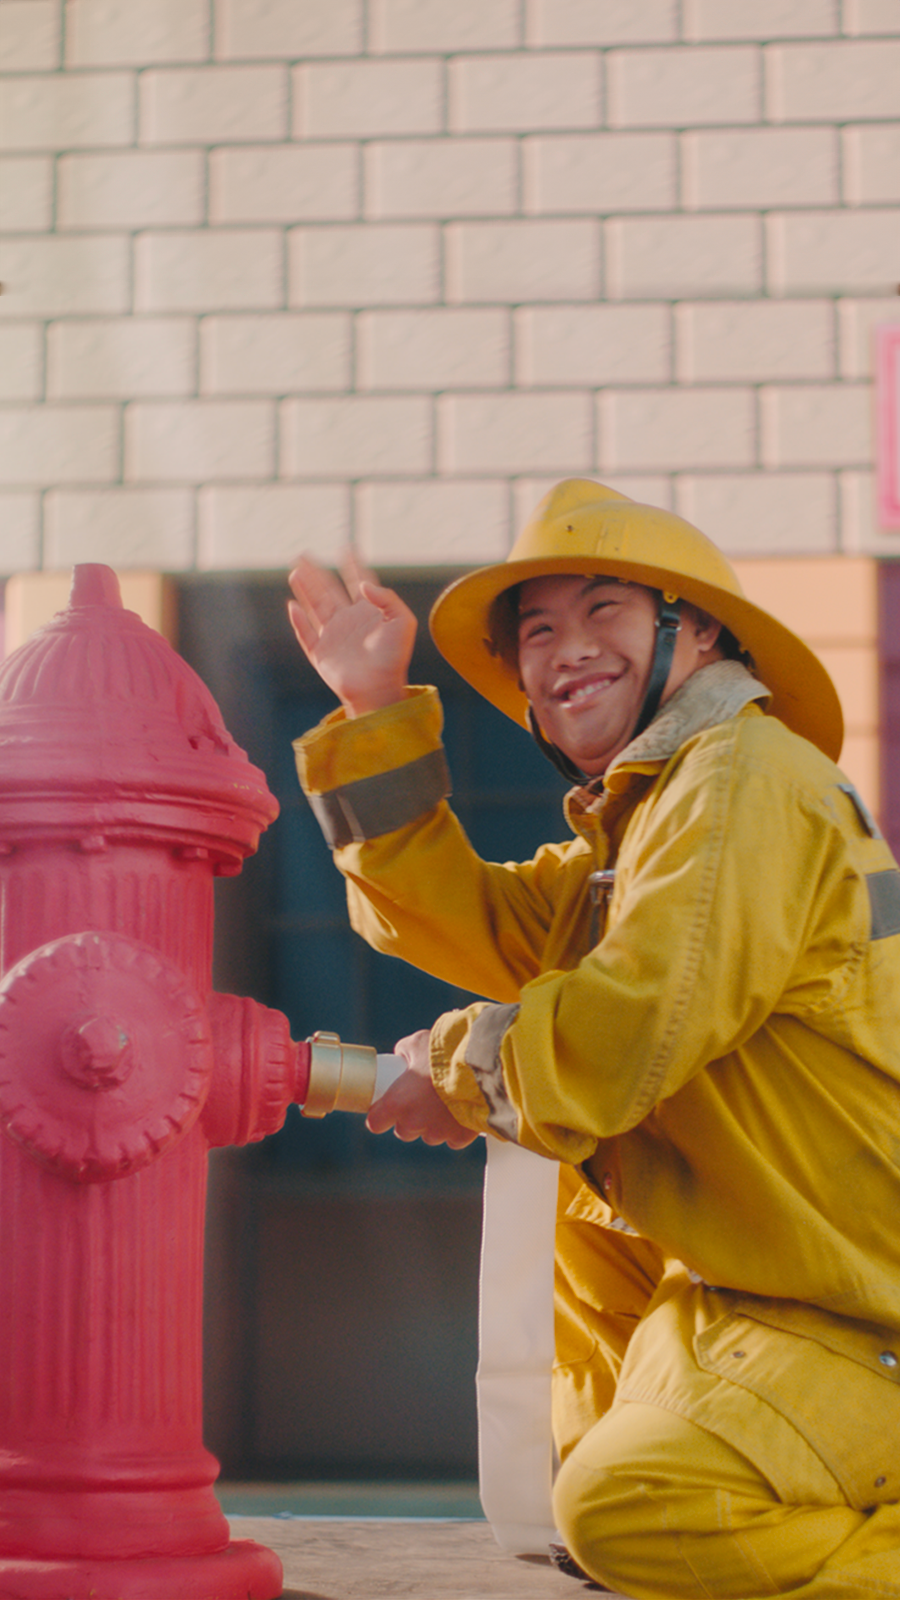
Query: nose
550 617 600 671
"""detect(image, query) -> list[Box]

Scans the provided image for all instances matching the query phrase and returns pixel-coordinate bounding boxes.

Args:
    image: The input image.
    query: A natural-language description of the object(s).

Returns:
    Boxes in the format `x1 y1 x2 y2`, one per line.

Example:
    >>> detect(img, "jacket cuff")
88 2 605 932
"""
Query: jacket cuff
430 1003 518 1140
293 687 452 847
308 747 451 849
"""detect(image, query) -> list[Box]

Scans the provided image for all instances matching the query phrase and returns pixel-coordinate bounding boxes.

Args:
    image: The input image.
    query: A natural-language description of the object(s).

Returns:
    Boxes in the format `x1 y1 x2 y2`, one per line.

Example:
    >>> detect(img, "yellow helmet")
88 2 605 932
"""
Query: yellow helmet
430 479 843 762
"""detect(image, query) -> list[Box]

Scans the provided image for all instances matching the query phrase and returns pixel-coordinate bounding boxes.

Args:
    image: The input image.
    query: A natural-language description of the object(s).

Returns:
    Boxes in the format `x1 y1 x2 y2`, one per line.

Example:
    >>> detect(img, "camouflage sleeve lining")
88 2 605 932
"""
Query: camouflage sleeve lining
308 746 451 850
465 1002 520 1142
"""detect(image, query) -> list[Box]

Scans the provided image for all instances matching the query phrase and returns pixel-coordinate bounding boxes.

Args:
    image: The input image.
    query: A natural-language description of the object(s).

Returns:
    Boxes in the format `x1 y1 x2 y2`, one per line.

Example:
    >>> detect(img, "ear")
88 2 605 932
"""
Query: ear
691 608 723 655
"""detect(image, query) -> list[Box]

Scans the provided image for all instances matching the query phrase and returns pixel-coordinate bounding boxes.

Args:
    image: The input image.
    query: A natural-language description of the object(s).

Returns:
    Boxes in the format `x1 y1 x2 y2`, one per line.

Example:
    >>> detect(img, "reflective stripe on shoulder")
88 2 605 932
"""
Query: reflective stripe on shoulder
308 746 451 850
867 870 900 941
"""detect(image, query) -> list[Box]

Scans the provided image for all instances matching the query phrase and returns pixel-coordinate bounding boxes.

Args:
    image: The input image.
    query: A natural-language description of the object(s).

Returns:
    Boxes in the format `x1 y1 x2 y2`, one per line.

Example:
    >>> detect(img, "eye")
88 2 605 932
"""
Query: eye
519 620 552 645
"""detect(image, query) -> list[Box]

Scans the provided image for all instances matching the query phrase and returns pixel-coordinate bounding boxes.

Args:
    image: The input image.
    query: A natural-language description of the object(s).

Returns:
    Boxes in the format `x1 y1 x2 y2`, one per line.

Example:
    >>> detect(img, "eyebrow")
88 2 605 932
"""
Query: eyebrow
517 576 621 625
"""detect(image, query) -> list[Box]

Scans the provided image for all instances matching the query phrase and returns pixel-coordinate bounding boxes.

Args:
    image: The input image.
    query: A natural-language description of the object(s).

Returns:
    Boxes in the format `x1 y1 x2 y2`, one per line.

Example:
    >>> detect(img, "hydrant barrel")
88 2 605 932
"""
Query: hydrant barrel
0 568 282 1600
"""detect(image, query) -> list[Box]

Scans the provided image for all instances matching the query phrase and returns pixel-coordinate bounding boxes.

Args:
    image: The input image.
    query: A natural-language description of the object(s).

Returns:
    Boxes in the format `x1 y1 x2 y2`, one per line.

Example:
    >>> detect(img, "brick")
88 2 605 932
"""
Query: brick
197 485 349 569
280 396 432 477
126 401 274 482
445 219 599 304
210 145 359 225
843 0 900 32
0 156 52 229
216 0 363 59
369 0 520 53
843 125 900 205
607 215 761 299
200 313 351 394
437 391 592 474
66 0 209 65
357 308 509 390
140 66 287 145
448 52 601 134
523 132 675 214
766 39 900 120
0 326 42 401
608 46 759 128
839 469 900 552
289 224 439 308
526 0 678 46
47 318 197 400
0 236 130 317
0 494 40 573
365 139 517 219
683 127 837 210
57 150 205 230
676 472 836 554
768 210 900 295
516 304 670 385
683 0 838 39
837 297 900 380
0 72 134 151
295 59 442 140
0 405 118 486
677 301 835 382
44 488 195 568
357 479 511 566
600 387 755 471
135 230 283 314
760 384 871 467
0 1 60 69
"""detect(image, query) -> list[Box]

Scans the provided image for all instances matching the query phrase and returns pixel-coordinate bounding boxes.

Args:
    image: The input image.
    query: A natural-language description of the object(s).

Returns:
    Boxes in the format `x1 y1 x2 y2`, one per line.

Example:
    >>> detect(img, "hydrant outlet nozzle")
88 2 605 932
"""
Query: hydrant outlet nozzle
302 1031 379 1118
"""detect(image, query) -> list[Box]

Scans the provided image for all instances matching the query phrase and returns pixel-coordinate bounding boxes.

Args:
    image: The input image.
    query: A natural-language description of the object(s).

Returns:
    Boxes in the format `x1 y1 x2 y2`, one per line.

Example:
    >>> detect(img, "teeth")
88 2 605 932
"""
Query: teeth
565 681 604 705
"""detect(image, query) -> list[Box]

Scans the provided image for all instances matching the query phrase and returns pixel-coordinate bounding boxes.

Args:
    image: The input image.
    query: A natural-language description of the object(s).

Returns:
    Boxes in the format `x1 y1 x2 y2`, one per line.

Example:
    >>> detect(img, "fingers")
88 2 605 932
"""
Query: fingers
288 555 350 629
341 549 380 601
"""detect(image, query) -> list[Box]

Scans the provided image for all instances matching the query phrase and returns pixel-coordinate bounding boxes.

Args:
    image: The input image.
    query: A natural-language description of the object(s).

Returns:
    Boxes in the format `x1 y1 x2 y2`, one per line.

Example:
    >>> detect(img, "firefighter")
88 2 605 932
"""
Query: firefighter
289 479 900 1598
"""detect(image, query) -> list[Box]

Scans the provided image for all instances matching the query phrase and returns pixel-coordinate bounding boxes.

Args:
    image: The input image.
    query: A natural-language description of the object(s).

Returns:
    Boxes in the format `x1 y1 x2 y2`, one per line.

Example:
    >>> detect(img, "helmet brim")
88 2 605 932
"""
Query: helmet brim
430 552 844 763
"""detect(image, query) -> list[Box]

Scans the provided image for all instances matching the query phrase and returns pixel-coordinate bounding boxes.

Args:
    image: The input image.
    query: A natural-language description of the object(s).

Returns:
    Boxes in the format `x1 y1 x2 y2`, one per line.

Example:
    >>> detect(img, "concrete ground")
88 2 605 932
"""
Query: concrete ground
228 1515 629 1599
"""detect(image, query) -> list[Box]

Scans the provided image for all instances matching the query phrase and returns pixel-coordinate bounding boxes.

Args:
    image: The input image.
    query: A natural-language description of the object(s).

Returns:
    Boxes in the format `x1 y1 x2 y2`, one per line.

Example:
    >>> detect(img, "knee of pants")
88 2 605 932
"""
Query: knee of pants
551 1402 866 1600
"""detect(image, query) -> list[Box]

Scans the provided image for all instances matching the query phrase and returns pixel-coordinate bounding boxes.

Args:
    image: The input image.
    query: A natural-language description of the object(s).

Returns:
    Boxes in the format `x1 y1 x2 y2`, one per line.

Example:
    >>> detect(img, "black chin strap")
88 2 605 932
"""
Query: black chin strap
527 705 588 784
631 593 682 740
527 590 682 783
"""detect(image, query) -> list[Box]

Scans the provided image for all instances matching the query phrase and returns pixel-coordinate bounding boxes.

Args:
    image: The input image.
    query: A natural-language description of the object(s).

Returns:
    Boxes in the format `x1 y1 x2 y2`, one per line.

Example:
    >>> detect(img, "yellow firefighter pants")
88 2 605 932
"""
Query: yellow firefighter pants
551 1215 900 1598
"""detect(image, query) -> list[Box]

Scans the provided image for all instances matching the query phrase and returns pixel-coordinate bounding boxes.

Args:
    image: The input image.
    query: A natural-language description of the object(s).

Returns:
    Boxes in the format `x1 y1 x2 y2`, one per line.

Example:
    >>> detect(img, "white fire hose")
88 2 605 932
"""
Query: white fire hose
302 1035 558 1554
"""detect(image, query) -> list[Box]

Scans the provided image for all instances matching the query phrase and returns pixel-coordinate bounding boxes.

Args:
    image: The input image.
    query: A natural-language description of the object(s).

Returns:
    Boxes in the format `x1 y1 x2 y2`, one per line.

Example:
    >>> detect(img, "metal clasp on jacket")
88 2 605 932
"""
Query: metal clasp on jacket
588 869 616 945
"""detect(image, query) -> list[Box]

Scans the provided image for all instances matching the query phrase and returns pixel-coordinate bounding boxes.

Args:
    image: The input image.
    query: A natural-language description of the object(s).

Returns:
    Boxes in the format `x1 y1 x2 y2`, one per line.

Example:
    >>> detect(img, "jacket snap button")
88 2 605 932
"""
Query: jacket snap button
876 1476 887 1488
879 1351 898 1369
732 1350 746 1359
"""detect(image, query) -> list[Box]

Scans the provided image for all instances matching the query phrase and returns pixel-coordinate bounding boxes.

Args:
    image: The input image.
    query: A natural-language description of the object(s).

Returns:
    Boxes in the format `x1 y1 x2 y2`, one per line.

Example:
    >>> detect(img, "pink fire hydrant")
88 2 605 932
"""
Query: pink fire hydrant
0 567 379 1600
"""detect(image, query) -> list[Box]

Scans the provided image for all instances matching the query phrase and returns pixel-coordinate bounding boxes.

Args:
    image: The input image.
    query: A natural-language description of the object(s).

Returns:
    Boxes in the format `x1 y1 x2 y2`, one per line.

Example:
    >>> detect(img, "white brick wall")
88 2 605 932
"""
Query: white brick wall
48 318 197 399
1 5 898 573
66 0 210 67
1 2 61 71
0 156 53 230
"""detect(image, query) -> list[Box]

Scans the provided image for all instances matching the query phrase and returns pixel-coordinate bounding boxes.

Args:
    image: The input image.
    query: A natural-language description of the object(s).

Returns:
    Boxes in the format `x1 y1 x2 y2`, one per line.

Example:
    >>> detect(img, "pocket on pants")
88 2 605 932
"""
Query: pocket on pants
695 1304 900 1512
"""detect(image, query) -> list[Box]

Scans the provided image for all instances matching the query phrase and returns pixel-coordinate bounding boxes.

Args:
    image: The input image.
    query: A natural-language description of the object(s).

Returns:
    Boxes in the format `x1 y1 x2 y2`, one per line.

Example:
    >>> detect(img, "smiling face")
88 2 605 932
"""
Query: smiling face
515 574 722 776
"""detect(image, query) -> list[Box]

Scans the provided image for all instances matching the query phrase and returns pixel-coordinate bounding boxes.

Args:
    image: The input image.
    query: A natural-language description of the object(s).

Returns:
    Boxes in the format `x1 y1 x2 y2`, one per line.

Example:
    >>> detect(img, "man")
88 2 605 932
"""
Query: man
289 479 900 1598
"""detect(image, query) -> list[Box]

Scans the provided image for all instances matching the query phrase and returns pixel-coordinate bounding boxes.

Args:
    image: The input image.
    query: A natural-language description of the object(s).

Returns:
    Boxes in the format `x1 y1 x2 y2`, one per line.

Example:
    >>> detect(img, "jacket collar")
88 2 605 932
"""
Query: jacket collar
565 662 770 834
606 659 771 777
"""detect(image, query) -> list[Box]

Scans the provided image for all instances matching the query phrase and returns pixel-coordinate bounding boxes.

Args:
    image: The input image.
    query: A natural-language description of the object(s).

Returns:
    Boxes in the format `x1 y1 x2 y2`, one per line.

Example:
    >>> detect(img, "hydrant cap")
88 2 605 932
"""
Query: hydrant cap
0 564 279 861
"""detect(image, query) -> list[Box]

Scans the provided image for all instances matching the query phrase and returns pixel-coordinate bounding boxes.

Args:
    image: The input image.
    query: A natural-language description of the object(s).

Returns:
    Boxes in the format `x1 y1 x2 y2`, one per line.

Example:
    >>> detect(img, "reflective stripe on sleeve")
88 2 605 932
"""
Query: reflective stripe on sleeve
308 746 451 850
466 1002 521 1143
867 869 900 941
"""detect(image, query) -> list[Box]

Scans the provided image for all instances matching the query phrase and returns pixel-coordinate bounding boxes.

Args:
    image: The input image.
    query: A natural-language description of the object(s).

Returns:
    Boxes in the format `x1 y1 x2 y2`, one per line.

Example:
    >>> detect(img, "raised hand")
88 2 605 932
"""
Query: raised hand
288 552 417 718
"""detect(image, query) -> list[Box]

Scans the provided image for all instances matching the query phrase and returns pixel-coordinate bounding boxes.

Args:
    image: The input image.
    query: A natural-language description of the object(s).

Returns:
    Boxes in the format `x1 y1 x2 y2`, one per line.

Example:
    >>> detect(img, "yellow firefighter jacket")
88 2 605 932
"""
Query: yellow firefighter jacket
294 660 900 1509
